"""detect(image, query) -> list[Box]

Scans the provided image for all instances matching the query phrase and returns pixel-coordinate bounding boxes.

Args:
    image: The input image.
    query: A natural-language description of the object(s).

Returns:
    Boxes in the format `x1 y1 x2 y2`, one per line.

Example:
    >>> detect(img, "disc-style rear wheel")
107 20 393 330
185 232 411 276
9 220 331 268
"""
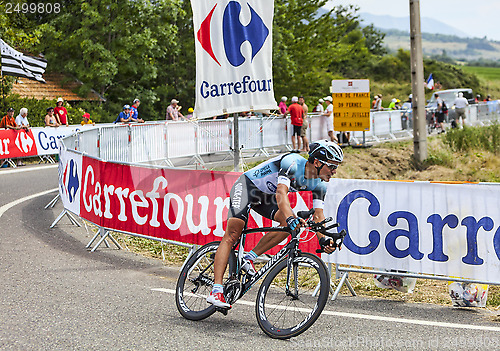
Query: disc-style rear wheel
176 241 235 320
255 253 329 339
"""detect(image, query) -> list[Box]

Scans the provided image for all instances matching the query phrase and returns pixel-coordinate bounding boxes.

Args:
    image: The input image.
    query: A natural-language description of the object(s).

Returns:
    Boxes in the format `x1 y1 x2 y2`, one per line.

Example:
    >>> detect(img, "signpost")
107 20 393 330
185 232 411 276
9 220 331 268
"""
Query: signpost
331 79 371 134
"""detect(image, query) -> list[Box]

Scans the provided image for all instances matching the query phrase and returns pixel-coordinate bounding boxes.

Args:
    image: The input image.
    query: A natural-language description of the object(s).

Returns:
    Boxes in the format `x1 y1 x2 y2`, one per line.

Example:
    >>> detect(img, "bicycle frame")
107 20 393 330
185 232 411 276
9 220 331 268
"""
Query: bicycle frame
231 226 301 300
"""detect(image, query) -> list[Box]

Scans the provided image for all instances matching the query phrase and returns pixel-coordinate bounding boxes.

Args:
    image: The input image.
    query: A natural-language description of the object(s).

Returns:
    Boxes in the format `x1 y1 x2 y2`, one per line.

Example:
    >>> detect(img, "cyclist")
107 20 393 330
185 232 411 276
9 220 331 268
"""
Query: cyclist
207 140 343 308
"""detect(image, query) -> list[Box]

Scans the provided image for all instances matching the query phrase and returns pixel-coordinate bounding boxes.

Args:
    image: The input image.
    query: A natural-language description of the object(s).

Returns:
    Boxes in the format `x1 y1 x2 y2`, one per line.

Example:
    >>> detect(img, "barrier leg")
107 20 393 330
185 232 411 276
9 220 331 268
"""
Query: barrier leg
1 158 17 168
88 228 121 252
66 211 81 227
85 229 102 249
331 271 357 301
44 193 60 209
50 209 81 228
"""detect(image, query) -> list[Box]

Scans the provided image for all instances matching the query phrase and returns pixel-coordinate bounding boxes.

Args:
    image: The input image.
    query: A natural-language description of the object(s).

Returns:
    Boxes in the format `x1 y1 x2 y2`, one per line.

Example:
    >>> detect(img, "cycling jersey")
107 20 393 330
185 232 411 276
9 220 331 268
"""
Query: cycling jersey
228 153 328 222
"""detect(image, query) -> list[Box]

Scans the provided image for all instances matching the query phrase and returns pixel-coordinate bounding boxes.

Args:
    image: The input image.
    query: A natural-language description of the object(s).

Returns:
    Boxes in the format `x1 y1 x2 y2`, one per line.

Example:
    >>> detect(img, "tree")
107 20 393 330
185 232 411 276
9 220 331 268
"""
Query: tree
272 1 358 101
36 0 182 121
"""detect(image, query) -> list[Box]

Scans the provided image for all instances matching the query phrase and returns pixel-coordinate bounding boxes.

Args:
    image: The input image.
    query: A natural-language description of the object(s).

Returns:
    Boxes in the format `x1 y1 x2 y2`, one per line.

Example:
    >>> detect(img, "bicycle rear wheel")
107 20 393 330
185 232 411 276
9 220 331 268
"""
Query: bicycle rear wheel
255 252 329 339
175 241 235 320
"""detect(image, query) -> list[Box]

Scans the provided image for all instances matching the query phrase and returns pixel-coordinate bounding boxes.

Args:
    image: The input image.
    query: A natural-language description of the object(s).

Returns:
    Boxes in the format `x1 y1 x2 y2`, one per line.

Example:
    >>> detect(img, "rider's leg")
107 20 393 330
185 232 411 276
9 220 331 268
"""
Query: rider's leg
213 217 246 285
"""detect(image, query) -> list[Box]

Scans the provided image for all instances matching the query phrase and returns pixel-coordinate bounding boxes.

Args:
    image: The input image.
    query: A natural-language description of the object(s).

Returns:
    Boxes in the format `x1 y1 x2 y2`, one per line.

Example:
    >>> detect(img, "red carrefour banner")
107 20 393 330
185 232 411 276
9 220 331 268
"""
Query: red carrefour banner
0 129 38 158
1 126 94 160
59 148 320 254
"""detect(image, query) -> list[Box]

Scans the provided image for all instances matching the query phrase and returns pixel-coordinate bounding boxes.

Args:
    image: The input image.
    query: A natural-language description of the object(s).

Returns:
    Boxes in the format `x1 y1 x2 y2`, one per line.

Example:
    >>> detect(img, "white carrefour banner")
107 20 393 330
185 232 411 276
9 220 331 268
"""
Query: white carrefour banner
191 0 277 119
323 179 500 284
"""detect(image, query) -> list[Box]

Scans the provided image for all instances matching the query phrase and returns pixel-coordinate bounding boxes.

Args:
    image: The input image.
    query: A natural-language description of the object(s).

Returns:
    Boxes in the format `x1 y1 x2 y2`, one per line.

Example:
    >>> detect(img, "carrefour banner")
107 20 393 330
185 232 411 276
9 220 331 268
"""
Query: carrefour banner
322 179 500 284
191 0 277 119
58 147 320 254
0 126 93 160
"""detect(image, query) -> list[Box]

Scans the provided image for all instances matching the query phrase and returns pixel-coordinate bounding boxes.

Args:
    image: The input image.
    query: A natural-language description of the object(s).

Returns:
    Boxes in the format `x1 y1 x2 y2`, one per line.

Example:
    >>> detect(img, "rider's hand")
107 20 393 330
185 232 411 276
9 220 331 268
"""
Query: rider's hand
286 216 303 234
319 236 336 254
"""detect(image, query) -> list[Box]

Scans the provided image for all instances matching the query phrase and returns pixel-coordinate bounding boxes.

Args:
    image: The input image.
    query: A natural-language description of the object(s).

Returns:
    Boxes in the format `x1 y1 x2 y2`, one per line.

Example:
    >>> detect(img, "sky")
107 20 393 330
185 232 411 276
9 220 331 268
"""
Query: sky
325 0 500 41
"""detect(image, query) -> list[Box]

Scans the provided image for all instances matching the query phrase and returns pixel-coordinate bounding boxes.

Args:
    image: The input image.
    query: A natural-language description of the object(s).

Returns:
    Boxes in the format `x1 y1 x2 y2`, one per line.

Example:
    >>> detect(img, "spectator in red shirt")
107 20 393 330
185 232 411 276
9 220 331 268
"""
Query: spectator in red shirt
0 107 19 130
54 97 69 126
286 96 303 152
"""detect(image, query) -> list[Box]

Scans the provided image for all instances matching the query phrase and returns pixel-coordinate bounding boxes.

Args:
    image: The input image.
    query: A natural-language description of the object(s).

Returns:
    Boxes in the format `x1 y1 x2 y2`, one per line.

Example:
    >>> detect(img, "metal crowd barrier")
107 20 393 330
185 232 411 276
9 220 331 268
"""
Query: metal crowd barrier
65 102 500 166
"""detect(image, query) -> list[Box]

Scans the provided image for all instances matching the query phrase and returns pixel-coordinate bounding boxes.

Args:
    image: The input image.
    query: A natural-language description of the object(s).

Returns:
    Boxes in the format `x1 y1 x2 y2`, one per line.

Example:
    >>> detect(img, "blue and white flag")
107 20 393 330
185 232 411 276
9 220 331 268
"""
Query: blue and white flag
191 0 277 119
0 39 47 83
426 73 434 90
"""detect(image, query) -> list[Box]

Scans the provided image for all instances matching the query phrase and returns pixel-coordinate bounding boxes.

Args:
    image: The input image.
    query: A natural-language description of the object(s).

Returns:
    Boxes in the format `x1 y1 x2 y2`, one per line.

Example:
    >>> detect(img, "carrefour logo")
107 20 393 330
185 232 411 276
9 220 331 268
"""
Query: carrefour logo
197 1 269 67
63 159 80 203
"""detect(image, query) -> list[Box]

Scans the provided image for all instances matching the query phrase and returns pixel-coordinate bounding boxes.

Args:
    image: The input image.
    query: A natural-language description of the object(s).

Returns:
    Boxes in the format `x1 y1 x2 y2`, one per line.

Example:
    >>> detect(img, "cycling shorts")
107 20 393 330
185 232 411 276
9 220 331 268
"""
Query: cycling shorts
228 174 279 222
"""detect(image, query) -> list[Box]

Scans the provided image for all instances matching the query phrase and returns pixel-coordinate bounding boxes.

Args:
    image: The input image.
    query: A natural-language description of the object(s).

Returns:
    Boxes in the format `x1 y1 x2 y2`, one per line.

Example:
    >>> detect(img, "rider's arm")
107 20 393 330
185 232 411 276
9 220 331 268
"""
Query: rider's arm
312 208 336 254
275 183 295 220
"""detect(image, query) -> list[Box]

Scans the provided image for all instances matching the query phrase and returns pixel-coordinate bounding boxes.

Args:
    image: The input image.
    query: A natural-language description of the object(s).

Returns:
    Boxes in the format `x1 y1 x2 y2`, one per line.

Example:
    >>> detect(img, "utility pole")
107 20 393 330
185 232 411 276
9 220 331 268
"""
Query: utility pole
409 0 427 161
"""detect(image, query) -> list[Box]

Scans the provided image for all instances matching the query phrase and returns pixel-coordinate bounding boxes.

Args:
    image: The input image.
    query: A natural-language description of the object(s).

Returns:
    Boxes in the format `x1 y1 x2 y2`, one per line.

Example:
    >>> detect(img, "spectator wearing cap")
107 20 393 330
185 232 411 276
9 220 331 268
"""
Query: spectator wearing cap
114 105 132 123
15 108 30 130
314 98 324 113
278 96 287 116
54 97 69 126
186 107 194 120
130 98 144 123
321 96 338 143
0 107 19 130
45 107 60 127
166 99 185 121
286 96 303 152
81 110 94 125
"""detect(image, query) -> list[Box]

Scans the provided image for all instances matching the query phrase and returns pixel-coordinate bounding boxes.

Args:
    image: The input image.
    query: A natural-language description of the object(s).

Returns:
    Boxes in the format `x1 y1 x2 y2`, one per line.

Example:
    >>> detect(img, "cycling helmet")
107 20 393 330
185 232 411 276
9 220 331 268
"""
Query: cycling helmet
308 140 343 163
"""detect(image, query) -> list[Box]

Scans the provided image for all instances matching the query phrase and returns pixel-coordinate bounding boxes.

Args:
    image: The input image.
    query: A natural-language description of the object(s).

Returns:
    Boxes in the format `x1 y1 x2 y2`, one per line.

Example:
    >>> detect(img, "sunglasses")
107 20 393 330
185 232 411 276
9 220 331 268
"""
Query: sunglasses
318 160 338 171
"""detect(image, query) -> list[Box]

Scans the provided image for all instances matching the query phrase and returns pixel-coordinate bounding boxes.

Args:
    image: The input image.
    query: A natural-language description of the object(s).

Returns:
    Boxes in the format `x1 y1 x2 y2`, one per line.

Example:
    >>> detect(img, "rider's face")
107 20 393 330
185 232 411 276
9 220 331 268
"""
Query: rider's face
316 160 339 181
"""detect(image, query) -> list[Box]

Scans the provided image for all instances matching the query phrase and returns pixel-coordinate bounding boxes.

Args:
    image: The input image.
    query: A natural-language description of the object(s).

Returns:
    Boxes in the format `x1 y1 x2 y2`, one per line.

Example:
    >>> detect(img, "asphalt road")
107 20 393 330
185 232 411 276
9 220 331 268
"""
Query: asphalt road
1 165 500 350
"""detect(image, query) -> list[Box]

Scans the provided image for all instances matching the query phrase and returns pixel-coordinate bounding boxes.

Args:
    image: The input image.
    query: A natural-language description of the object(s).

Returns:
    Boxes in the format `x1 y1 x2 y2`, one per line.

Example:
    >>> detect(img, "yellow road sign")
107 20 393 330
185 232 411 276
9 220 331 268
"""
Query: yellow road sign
331 80 370 131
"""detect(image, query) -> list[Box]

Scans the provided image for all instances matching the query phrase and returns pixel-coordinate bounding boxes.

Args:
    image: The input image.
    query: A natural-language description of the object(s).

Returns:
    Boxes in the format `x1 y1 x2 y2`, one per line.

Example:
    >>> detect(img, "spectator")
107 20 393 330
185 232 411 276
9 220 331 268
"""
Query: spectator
434 93 446 133
453 92 469 127
114 105 132 123
314 98 324 113
388 98 401 110
54 97 69 126
373 94 383 111
0 107 19 130
81 110 94 125
298 96 309 152
278 96 287 115
475 94 481 103
484 95 492 102
130 98 144 123
15 107 30 130
166 99 185 121
286 96 303 152
372 94 378 109
44 107 60 127
186 107 194 120
321 96 338 143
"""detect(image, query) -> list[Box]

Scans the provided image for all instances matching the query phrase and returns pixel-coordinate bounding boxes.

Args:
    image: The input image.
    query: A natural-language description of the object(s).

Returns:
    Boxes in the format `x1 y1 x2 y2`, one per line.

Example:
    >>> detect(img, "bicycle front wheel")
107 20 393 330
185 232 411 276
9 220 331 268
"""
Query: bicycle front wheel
175 241 235 321
255 252 329 339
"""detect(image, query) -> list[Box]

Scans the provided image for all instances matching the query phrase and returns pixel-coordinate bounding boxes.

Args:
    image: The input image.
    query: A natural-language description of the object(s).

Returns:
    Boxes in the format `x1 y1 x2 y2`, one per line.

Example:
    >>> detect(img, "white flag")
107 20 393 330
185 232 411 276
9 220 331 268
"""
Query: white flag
191 0 277 119
0 39 47 83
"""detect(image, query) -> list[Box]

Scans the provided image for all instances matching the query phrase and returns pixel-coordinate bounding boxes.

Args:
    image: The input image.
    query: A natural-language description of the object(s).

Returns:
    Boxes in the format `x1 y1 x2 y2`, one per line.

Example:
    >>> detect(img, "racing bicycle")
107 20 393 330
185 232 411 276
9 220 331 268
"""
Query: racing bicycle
175 209 346 339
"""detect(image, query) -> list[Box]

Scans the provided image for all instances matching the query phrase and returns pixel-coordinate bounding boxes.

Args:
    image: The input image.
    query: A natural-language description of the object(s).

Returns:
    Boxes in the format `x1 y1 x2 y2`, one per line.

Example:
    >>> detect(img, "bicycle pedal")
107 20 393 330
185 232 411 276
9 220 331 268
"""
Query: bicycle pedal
216 307 230 315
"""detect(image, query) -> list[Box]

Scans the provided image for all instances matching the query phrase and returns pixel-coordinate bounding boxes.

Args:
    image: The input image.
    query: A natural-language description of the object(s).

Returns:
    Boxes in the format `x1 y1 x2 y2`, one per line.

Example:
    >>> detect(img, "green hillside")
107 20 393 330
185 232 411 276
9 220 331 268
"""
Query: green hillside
383 30 500 61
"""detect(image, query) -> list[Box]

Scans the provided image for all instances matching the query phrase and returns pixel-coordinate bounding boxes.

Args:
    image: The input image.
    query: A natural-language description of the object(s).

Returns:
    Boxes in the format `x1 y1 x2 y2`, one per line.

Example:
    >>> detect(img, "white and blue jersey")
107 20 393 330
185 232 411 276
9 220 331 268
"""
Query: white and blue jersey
228 153 328 222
